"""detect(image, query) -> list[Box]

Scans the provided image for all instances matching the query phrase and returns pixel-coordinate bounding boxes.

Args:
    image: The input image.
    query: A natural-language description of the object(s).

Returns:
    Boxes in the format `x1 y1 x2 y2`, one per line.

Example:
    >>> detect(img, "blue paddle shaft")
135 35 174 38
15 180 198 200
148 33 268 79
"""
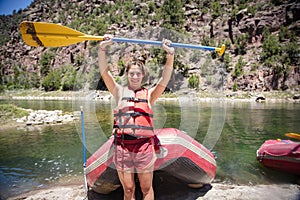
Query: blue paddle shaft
113 37 216 51
80 106 86 167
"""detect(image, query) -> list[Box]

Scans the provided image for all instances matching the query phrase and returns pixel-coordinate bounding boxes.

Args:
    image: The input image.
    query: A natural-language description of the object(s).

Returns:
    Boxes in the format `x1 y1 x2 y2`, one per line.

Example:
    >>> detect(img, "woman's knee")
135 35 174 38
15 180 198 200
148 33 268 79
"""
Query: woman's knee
140 184 152 194
123 184 135 195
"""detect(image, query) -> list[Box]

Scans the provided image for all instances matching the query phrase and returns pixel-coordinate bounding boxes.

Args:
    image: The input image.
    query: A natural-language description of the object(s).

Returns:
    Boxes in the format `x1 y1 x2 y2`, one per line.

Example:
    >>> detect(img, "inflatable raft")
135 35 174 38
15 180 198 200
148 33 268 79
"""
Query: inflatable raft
86 128 217 194
256 139 300 175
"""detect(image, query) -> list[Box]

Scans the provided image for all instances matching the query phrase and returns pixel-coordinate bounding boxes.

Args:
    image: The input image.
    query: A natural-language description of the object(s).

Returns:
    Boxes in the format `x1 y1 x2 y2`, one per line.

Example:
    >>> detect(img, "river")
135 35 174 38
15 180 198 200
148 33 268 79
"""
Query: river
0 99 299 199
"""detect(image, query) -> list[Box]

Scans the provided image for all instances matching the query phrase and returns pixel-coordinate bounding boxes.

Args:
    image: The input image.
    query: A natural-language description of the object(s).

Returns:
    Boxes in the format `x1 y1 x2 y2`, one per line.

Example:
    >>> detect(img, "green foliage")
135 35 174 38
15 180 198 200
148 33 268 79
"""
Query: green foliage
61 65 84 91
234 33 248 55
283 33 299 65
261 27 298 78
247 5 257 16
279 26 290 42
262 33 281 59
42 69 62 91
188 74 200 89
40 51 55 77
88 64 102 90
161 0 185 31
115 76 121 84
233 56 245 79
210 1 222 19
118 60 125 73
233 81 238 92
223 53 232 73
0 84 4 93
200 55 213 77
261 31 283 72
174 56 190 77
0 104 29 121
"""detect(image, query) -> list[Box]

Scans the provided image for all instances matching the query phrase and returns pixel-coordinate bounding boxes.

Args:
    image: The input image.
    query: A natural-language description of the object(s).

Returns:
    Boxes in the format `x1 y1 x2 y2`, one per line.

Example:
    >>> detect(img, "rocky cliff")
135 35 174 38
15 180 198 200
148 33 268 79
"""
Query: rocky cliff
0 0 299 93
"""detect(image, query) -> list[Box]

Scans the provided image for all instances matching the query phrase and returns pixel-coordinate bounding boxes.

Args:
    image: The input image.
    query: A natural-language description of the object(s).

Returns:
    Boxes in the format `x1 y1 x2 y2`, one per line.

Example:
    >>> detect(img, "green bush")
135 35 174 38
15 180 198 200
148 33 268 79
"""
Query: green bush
234 33 248 55
261 31 284 72
88 64 102 90
233 56 245 79
61 65 84 91
40 51 55 77
233 81 238 92
223 53 232 73
0 84 4 93
188 74 200 89
210 1 222 19
42 70 61 91
161 0 185 31
262 33 281 60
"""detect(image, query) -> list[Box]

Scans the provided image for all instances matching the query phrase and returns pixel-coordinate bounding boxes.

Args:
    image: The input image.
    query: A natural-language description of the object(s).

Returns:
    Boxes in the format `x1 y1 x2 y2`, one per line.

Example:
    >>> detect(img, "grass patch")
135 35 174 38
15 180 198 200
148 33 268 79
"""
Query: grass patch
0 104 29 121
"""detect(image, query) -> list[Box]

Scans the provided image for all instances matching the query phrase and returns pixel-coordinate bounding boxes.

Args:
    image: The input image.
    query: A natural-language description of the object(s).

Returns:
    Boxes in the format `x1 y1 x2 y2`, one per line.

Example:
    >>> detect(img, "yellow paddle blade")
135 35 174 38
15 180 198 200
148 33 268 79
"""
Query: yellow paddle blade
20 21 104 47
285 133 300 140
217 44 226 57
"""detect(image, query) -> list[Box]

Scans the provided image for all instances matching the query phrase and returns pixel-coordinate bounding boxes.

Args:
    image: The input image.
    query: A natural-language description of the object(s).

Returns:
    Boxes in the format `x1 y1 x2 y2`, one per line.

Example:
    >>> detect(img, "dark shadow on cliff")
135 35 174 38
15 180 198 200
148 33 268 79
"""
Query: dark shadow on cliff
88 171 212 200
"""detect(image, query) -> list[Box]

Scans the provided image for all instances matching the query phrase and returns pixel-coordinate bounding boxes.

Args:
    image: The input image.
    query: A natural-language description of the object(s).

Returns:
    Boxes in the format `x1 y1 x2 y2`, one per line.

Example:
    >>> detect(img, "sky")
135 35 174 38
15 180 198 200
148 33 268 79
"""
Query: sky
0 0 33 15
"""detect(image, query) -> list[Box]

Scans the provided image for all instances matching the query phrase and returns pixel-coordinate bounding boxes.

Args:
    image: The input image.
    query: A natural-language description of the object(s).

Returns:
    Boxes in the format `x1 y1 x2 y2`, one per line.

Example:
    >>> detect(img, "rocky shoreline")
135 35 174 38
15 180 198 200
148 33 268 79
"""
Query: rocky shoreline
1 90 300 103
15 109 79 126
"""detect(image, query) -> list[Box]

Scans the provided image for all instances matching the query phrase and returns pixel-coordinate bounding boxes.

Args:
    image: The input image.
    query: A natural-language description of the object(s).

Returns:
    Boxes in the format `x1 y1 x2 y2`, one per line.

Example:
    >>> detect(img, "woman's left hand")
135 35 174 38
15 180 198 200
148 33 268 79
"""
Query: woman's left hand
162 39 175 55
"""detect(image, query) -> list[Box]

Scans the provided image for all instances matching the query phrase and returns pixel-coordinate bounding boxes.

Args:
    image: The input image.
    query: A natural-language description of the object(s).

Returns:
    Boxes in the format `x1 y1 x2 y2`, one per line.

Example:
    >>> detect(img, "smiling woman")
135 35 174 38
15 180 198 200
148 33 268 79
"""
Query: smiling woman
0 0 33 15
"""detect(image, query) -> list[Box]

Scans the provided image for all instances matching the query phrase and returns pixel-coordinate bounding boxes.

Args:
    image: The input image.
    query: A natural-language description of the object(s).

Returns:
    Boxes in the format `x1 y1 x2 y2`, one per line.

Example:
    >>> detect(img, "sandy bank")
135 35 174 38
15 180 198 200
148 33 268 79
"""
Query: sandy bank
8 182 299 200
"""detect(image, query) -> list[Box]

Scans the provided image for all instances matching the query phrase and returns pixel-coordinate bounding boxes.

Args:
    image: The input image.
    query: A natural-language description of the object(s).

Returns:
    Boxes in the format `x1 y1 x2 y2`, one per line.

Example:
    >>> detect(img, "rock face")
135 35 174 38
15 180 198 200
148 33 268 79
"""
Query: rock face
0 0 299 93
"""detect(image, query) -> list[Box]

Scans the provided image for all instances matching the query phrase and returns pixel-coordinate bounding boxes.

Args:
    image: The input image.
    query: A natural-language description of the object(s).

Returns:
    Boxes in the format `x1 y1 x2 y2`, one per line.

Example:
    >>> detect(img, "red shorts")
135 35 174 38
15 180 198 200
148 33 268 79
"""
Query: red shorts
113 137 156 172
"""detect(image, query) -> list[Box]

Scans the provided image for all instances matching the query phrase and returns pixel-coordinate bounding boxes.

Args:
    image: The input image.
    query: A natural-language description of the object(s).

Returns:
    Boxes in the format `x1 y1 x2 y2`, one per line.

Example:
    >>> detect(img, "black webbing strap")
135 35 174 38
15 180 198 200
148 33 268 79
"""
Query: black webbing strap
122 97 148 103
114 111 153 118
113 124 154 130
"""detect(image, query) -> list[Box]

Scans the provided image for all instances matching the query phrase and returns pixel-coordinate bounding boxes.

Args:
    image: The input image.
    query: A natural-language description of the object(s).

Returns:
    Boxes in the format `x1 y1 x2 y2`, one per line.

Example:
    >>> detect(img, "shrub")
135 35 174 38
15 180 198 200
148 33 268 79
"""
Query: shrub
223 53 232 73
233 56 245 79
161 0 185 31
61 65 84 91
42 70 61 91
233 81 238 92
40 51 55 77
210 1 222 19
234 33 248 55
188 74 200 89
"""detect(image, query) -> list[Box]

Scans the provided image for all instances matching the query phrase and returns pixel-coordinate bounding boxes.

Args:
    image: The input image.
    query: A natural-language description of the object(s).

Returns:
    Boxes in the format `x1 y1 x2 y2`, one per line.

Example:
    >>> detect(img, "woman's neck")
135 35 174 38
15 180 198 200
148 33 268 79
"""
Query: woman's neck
128 85 142 92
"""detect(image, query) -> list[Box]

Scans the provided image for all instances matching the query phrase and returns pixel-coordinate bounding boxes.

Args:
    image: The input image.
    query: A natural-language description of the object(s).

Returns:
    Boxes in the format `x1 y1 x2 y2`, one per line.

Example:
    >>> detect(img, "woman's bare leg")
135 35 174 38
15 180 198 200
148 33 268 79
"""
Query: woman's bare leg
118 171 136 200
137 171 154 200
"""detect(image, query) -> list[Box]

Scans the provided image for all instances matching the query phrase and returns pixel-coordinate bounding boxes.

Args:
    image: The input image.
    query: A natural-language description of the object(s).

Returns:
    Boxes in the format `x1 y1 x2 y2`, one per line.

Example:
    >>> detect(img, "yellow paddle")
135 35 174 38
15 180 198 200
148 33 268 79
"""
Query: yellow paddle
285 133 300 140
20 21 226 56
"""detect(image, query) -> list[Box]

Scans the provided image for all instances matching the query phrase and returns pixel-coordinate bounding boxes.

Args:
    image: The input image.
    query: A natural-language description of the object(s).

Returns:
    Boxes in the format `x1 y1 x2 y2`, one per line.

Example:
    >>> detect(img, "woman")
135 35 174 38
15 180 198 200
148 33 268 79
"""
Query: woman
98 35 174 200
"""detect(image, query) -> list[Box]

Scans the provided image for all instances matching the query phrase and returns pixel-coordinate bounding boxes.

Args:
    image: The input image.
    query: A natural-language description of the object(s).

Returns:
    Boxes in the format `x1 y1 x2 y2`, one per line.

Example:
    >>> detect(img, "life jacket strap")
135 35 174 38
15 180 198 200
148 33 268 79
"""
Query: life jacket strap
122 97 148 103
114 111 153 118
113 124 154 130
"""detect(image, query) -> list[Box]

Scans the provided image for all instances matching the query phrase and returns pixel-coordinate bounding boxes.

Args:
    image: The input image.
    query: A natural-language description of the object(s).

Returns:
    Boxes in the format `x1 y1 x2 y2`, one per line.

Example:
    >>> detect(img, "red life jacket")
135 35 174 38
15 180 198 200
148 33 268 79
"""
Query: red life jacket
113 87 154 138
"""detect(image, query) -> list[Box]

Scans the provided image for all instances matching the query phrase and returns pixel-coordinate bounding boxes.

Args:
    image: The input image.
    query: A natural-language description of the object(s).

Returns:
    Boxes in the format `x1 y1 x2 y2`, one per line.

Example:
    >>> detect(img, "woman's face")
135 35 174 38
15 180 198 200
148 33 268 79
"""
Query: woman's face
127 65 144 90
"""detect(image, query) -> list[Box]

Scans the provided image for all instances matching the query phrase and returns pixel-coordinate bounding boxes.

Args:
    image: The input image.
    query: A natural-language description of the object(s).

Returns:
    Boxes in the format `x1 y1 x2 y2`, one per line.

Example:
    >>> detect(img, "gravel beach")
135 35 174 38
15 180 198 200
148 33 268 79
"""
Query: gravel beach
8 182 299 200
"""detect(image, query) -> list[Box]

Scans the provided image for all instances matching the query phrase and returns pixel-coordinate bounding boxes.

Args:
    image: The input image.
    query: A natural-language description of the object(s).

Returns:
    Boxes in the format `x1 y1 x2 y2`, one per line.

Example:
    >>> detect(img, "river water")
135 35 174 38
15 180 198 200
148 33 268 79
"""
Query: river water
0 99 299 199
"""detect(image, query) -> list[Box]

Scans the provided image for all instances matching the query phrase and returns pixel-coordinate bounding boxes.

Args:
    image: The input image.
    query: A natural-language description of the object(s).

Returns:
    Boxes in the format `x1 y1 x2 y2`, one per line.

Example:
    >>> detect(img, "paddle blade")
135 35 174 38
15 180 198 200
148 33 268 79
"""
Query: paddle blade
218 44 226 56
285 133 300 140
20 21 103 47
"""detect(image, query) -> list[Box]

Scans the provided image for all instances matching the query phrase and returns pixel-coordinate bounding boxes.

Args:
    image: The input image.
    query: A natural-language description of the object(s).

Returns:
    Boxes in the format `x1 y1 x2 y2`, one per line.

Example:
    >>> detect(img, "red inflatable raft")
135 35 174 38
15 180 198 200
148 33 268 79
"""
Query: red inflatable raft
256 139 300 175
86 128 217 194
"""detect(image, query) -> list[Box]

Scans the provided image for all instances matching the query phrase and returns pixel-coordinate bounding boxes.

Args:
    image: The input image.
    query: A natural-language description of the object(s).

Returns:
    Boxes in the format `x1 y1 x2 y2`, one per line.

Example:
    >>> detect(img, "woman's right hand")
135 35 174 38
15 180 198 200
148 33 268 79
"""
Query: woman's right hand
99 34 114 51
